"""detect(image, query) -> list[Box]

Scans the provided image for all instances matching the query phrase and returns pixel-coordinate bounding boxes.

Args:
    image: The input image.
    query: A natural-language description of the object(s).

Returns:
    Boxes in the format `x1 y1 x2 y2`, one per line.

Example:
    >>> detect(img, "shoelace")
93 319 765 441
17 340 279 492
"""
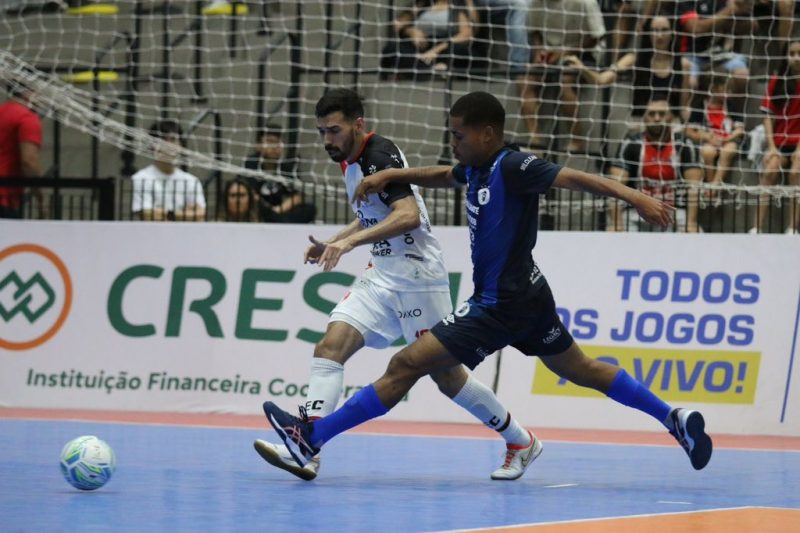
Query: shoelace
501 448 517 469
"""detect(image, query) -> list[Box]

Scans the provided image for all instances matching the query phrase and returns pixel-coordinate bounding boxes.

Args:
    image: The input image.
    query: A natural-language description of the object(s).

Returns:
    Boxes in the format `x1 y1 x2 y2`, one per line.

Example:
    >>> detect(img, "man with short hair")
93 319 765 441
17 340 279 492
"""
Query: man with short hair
131 120 206 221
607 96 704 232
262 91 713 476
241 125 316 223
254 88 537 482
0 84 43 218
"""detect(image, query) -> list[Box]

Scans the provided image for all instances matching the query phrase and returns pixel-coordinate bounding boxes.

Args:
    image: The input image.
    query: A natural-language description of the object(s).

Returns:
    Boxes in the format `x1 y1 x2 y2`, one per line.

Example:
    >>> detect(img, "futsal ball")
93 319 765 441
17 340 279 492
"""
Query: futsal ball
59 436 116 490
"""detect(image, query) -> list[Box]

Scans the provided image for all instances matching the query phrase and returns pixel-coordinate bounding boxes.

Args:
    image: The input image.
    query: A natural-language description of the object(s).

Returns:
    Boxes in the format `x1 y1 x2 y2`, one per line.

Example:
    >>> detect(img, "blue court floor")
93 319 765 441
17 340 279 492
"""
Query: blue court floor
0 419 798 532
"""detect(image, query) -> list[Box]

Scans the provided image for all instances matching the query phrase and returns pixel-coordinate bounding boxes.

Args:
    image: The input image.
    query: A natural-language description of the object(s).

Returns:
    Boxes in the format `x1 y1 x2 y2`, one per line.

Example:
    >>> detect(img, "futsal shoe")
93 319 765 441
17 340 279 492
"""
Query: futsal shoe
253 440 320 481
669 408 713 470
262 401 319 466
491 431 543 480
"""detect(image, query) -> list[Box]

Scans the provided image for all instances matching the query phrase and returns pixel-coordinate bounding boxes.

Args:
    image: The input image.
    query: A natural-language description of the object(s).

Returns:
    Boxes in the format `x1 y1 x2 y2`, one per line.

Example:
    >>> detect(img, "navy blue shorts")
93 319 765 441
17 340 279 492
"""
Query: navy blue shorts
430 282 574 370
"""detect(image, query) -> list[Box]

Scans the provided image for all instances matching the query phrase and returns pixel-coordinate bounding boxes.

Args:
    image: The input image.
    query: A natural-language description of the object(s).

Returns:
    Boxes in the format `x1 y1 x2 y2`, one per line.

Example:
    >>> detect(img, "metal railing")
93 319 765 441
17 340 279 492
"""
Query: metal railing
5 177 797 236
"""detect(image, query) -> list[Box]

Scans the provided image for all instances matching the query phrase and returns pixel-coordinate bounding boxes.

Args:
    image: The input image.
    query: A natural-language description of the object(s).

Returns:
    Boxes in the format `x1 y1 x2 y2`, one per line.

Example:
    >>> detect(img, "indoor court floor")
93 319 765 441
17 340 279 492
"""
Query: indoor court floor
1 409 798 532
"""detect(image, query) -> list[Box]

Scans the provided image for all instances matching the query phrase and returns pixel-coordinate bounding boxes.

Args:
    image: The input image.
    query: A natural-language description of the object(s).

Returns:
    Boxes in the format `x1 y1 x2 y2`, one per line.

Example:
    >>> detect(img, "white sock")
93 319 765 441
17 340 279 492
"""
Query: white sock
451 374 530 446
304 358 344 419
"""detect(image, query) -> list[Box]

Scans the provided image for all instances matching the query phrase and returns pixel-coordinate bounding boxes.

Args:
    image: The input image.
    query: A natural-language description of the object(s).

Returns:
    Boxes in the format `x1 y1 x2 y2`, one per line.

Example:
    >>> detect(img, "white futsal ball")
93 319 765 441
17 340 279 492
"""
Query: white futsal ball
59 436 116 490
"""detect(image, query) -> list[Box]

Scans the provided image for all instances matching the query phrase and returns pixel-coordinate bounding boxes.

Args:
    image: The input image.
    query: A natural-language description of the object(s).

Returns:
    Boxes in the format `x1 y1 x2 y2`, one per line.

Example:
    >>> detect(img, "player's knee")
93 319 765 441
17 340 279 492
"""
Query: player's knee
385 350 424 384
430 366 467 398
313 337 346 364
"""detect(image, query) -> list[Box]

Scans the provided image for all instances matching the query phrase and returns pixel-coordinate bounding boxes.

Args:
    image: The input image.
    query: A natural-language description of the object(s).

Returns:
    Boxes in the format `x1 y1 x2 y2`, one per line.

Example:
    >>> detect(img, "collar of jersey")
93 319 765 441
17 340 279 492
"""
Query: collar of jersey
346 131 376 165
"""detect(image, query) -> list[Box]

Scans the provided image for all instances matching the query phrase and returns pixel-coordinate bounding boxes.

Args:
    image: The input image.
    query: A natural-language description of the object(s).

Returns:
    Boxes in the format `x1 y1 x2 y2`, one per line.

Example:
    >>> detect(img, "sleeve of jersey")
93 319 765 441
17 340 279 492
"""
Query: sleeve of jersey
365 147 413 206
687 106 704 129
614 137 637 176
19 113 42 146
680 139 702 170
501 151 562 195
760 76 778 114
378 181 414 206
451 164 467 185
677 5 699 28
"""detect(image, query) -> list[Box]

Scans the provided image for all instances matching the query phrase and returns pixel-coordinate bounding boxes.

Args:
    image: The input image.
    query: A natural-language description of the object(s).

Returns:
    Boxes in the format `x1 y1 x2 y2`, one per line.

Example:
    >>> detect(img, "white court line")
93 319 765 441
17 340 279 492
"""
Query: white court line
543 483 578 488
657 500 694 505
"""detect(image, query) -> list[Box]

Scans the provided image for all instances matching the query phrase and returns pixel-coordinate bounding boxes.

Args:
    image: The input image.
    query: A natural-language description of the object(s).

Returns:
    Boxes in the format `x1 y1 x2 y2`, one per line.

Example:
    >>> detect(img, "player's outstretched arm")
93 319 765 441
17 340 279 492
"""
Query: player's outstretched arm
553 167 674 228
352 165 458 206
317 196 421 272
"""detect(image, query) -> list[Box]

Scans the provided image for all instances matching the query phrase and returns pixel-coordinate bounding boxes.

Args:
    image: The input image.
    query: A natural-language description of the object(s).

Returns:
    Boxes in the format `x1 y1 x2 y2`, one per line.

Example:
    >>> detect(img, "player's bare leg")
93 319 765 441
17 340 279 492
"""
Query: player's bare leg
542 342 712 470
430 364 541 480
255 321 364 480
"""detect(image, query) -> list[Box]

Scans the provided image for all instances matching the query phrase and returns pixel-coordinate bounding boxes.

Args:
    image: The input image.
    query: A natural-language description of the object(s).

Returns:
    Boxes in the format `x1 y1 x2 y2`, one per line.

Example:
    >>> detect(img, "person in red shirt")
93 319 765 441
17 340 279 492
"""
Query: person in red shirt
754 40 800 234
685 69 745 189
607 95 704 232
0 85 43 218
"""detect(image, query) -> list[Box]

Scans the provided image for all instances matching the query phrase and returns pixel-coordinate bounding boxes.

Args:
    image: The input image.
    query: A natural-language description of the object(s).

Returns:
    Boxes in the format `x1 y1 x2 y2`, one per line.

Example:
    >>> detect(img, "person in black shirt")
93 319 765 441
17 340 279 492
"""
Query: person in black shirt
261 91 713 476
241 125 316 223
609 96 703 232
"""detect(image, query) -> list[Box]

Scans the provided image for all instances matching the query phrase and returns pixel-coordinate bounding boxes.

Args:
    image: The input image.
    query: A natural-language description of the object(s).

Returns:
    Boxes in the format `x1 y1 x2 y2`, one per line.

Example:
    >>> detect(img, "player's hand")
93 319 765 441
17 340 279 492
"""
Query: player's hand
634 192 675 228
417 48 440 65
304 235 327 264
351 172 389 206
317 237 355 272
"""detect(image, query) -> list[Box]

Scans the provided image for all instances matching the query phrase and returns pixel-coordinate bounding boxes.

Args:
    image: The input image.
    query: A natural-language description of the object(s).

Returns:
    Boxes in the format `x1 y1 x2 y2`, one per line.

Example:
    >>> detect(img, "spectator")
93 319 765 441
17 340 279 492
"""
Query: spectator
684 68 745 189
564 15 691 120
673 0 752 115
519 0 605 152
606 96 704 232
381 0 483 77
752 39 800 234
752 0 794 49
131 120 206 221
242 125 317 223
473 0 530 73
217 177 260 222
607 0 661 63
0 83 43 219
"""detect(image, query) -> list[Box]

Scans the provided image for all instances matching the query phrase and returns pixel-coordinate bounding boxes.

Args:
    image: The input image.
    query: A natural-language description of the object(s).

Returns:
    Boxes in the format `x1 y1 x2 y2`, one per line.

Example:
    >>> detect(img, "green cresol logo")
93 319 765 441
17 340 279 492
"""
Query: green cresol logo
107 266 463 344
0 271 56 323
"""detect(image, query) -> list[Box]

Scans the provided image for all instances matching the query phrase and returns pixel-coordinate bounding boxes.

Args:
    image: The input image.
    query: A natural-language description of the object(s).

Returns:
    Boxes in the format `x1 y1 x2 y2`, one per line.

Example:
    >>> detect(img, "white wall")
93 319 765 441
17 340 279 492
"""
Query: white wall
1 221 798 435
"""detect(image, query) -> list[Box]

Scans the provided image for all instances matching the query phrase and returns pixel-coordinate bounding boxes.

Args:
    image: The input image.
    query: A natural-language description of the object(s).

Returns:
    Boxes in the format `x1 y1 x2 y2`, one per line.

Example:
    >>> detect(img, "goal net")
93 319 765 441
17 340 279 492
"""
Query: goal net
1 0 798 231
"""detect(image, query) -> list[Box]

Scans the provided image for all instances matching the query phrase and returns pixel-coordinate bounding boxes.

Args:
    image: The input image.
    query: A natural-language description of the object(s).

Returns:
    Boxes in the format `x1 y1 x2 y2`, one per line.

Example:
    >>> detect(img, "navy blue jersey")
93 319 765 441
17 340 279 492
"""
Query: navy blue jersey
452 148 561 307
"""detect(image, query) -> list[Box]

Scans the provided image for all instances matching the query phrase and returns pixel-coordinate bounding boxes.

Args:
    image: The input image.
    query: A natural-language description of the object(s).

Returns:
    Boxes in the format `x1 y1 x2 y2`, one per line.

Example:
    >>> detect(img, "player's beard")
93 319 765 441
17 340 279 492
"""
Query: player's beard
645 123 667 139
325 131 355 162
325 145 347 162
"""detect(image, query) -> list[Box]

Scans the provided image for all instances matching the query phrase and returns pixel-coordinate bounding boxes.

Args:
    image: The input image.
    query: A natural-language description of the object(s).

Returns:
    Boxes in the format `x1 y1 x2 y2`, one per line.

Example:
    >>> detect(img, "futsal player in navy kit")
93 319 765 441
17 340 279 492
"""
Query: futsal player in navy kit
262 91 713 475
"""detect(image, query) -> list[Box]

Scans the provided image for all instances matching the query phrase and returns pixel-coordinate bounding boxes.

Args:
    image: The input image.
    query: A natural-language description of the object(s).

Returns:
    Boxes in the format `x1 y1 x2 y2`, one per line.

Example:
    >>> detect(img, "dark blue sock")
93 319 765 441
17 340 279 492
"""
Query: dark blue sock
311 384 389 447
607 369 672 428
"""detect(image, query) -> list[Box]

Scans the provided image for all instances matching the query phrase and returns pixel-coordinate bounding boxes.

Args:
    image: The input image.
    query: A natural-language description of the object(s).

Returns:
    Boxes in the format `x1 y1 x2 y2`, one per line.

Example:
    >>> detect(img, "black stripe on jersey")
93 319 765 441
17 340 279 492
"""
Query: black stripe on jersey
357 134 413 207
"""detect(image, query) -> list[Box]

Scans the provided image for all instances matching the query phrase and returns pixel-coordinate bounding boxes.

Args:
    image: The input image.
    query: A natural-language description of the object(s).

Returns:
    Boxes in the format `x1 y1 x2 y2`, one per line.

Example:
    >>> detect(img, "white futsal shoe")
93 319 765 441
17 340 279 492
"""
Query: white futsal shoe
253 439 320 481
490 431 543 480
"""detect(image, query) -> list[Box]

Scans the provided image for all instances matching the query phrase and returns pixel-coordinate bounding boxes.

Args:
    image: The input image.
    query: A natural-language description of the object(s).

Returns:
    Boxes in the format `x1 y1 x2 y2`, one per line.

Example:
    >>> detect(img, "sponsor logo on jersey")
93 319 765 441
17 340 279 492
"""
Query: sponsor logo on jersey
397 308 422 319
520 154 537 171
477 187 491 206
530 263 543 285
543 326 562 344
476 346 492 358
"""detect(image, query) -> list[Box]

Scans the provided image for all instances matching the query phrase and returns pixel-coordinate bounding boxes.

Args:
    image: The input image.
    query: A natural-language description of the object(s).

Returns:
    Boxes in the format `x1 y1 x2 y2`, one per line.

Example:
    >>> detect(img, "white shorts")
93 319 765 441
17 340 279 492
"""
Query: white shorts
329 278 452 349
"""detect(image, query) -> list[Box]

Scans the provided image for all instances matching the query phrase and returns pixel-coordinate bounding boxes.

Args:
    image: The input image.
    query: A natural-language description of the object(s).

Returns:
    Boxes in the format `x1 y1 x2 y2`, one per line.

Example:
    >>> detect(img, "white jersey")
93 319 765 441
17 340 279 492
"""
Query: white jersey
340 133 448 291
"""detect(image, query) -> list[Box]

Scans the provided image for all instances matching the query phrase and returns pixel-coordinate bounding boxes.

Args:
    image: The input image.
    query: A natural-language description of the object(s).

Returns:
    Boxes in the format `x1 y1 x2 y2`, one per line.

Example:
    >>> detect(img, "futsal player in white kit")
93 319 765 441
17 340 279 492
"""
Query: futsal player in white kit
254 88 540 481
